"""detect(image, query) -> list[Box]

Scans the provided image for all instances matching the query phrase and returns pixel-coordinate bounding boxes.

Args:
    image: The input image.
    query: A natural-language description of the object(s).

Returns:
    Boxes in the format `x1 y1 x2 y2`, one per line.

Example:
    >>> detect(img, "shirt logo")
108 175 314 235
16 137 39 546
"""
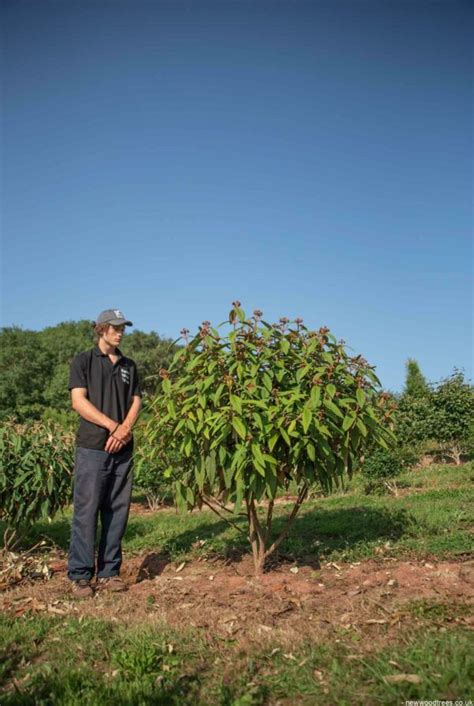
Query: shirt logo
120 367 130 384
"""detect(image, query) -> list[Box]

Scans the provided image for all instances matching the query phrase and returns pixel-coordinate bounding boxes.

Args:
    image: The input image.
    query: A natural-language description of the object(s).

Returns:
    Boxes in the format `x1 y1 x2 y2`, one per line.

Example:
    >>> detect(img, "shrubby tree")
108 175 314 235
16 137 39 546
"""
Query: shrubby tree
144 303 394 574
0 421 74 549
433 371 474 465
397 363 473 464
0 328 51 420
404 359 430 398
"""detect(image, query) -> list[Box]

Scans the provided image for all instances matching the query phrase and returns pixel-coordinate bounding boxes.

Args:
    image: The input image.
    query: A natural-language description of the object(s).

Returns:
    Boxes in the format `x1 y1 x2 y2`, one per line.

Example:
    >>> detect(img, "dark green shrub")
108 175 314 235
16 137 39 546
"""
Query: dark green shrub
0 421 74 548
361 448 405 495
362 448 404 480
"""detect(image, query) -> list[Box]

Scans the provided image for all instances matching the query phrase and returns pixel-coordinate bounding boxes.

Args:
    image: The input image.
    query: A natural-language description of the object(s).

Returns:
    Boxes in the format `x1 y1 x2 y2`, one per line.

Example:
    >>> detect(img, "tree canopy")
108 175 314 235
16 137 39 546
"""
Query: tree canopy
143 304 394 573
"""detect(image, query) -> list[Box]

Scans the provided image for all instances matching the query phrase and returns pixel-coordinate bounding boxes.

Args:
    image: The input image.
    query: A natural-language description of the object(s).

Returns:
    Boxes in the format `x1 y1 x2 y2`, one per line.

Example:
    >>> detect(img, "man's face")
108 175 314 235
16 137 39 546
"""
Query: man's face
103 324 125 347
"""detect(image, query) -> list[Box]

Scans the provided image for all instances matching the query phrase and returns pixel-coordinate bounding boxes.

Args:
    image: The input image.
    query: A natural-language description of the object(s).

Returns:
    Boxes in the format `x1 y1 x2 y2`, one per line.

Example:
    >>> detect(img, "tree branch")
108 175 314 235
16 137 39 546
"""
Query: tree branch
212 496 247 518
201 496 246 535
265 499 275 542
265 484 308 558
248 498 266 548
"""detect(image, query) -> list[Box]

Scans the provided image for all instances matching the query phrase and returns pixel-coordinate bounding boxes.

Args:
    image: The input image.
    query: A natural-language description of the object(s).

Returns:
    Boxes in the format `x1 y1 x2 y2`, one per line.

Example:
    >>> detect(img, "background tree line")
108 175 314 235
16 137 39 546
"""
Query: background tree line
0 321 179 424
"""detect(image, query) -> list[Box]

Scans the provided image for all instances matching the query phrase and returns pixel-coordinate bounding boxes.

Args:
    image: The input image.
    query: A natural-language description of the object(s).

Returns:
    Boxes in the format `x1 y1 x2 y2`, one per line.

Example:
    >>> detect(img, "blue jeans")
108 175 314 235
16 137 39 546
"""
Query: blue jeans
68 446 133 582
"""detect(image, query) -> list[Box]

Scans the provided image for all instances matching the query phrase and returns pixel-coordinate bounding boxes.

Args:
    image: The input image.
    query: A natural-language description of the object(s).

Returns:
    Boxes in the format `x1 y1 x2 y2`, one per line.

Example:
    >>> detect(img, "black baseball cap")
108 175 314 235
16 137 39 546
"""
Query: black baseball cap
95 309 133 326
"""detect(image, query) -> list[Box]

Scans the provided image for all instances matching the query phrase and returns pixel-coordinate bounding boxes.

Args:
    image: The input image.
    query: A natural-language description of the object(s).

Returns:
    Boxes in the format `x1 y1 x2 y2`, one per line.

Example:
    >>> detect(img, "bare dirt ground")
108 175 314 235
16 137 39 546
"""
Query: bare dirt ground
1 551 473 651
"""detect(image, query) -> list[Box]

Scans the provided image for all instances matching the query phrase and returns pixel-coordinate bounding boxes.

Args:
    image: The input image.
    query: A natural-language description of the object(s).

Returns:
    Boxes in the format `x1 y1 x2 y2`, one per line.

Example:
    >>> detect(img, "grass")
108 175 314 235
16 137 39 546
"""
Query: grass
1 462 473 704
0 610 471 705
22 462 474 566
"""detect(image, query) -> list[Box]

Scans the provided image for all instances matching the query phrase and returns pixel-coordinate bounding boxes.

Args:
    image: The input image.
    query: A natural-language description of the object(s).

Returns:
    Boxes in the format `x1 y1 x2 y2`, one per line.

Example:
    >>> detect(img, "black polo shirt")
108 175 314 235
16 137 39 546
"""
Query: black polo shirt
69 346 141 450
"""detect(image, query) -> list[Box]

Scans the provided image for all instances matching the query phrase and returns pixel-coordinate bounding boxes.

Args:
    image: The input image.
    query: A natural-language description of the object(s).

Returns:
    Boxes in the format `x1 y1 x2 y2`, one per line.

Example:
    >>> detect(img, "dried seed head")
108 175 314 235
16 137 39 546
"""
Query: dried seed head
232 300 241 308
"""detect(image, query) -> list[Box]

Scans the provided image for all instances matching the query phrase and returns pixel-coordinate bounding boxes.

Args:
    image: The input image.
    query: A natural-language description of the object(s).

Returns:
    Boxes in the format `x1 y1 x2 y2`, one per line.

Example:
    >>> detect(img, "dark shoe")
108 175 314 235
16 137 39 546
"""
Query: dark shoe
97 576 127 592
71 579 93 598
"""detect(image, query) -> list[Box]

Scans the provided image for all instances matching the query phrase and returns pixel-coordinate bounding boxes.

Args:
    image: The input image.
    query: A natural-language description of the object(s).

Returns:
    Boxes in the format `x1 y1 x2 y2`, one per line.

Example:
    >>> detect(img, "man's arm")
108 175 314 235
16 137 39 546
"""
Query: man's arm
71 388 125 453
104 396 142 451
71 388 117 432
124 395 142 430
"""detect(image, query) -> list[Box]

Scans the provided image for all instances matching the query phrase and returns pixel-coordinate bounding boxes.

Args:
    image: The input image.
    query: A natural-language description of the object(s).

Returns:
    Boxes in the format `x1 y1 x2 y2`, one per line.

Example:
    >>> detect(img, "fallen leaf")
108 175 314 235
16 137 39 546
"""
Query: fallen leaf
385 674 422 685
290 566 299 574
175 562 185 573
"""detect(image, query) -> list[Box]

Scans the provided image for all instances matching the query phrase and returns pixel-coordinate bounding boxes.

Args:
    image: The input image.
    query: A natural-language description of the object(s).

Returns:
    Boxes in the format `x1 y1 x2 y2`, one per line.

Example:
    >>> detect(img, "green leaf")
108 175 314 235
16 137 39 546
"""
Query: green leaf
265 467 277 498
356 388 366 408
230 395 242 414
310 386 321 408
175 481 187 513
184 436 193 457
205 452 216 484
213 384 225 404
280 427 291 447
232 417 247 440
323 399 344 419
253 457 266 477
251 443 265 466
268 433 279 452
296 365 310 383
252 412 264 431
263 373 272 392
223 465 235 488
342 413 356 432
186 355 203 371
233 473 244 514
302 407 312 433
326 384 336 399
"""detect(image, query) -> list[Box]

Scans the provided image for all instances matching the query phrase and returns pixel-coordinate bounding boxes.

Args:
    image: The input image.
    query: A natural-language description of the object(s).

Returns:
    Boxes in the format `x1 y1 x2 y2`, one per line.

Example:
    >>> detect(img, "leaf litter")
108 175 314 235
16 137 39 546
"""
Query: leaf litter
1 550 472 654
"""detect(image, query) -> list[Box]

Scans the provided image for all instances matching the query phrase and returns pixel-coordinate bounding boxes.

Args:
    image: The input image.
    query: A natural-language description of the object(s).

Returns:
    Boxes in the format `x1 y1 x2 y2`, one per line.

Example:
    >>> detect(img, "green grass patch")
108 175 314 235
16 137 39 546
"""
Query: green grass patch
1 612 471 705
11 463 474 566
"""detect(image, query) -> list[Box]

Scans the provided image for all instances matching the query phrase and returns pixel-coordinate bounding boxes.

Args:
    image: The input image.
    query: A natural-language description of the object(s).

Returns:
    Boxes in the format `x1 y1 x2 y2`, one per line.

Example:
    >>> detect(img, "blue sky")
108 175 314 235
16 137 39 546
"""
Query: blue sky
2 0 472 391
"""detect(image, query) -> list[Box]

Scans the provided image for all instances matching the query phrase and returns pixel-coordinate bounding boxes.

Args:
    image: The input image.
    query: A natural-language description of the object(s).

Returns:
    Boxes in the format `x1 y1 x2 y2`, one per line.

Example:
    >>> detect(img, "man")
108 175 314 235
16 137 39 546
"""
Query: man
68 309 142 597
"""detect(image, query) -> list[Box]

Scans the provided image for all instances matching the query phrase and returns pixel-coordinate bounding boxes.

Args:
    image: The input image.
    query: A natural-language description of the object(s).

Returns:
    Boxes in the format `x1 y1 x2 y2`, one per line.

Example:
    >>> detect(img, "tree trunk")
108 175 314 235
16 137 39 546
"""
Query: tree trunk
245 485 309 576
451 444 462 466
246 496 267 575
